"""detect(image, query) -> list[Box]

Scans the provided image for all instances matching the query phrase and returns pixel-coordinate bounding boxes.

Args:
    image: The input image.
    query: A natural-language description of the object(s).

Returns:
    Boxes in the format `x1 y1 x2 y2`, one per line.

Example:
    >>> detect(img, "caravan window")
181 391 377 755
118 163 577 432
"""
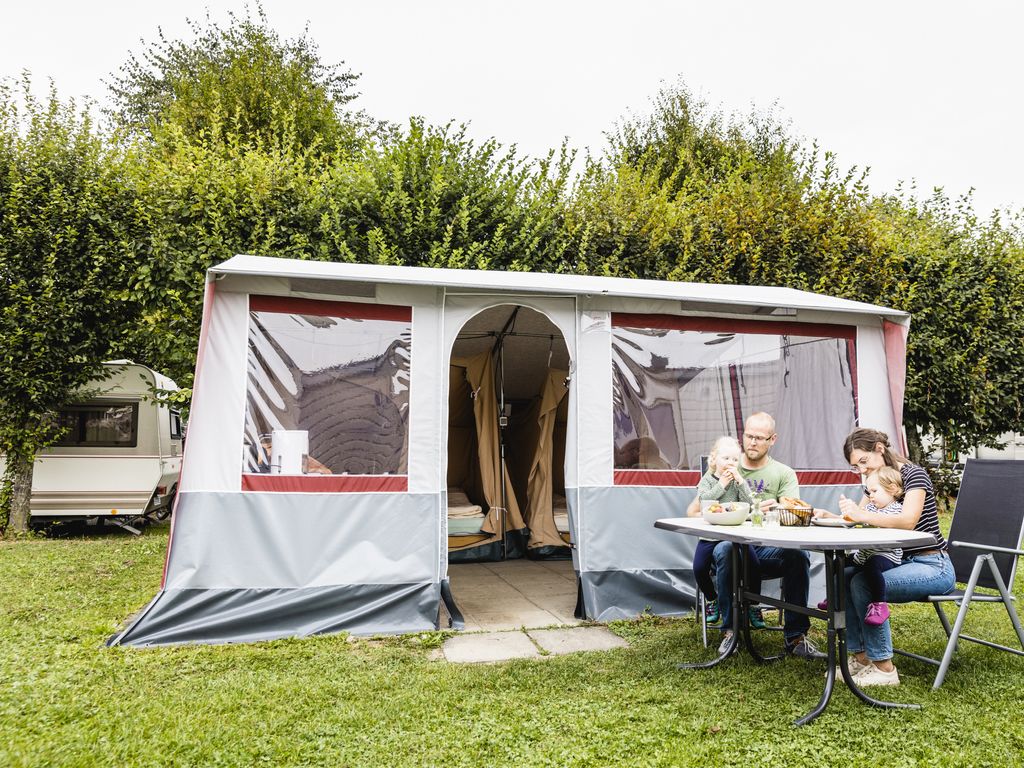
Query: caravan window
169 409 184 440
56 402 139 447
611 314 857 474
242 295 412 489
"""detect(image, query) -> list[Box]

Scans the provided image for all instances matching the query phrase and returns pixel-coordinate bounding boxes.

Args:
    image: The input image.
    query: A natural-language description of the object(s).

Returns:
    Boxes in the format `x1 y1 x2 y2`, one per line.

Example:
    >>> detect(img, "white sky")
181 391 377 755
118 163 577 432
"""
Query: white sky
4 1 1022 216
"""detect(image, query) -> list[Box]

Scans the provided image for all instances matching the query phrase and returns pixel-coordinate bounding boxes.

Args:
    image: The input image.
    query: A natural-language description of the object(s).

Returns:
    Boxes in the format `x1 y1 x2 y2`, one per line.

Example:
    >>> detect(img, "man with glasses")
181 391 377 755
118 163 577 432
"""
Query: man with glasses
689 412 825 659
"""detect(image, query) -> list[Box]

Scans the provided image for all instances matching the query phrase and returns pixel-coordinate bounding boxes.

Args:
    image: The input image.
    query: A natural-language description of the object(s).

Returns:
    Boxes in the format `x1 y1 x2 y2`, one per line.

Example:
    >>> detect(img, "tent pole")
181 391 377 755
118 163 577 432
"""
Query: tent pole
498 335 507 561
490 306 518 562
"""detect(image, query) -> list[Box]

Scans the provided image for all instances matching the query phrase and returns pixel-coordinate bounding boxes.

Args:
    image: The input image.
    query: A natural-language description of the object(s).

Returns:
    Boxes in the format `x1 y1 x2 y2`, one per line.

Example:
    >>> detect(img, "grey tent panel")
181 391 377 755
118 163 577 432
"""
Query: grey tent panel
112 582 439 646
575 485 839 620
165 491 439 589
111 489 443 645
579 563 826 622
581 569 697 622
578 486 703 571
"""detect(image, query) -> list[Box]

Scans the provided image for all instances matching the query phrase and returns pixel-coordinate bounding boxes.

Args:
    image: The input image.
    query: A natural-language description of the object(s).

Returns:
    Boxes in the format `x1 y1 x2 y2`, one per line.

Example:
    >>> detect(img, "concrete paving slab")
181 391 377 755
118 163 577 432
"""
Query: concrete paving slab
470 610 564 631
528 626 629 655
442 631 542 663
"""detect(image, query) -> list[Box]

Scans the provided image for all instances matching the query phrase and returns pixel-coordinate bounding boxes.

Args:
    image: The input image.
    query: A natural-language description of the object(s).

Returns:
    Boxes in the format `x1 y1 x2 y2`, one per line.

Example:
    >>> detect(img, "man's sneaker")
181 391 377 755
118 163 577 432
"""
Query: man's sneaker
785 636 827 660
864 602 890 627
748 607 767 629
704 599 720 625
853 662 900 686
718 630 736 656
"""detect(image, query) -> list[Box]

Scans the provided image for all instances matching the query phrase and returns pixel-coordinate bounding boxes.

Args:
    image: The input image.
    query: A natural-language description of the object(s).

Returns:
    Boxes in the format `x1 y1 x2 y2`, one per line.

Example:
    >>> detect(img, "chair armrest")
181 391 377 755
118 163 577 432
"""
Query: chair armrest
951 541 1024 557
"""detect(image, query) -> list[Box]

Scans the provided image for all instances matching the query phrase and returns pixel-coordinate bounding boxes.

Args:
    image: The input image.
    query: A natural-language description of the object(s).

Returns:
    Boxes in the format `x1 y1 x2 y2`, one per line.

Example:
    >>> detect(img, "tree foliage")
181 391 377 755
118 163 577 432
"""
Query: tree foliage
571 81 1024 457
0 80 145 532
3 16 1024 536
123 117 575 389
105 4 365 154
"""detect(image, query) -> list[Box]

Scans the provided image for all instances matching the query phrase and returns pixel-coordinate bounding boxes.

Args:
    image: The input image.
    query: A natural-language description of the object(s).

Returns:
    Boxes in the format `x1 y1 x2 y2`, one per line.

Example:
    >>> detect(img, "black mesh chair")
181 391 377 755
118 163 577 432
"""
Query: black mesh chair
895 459 1024 689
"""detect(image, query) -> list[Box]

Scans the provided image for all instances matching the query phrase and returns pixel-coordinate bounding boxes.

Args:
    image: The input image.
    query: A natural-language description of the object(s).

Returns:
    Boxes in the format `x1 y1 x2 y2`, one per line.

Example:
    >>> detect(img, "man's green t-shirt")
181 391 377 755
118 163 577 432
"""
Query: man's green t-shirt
739 457 800 501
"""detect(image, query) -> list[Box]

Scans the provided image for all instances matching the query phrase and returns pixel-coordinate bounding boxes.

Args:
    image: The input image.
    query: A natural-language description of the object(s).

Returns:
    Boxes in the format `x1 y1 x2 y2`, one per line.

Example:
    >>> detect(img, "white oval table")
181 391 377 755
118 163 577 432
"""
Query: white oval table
655 517 938 725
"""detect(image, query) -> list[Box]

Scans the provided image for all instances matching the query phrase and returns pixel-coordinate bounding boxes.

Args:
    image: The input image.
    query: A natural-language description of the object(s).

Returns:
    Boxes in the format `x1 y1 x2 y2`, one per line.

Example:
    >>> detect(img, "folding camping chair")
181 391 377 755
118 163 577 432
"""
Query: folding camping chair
894 459 1024 690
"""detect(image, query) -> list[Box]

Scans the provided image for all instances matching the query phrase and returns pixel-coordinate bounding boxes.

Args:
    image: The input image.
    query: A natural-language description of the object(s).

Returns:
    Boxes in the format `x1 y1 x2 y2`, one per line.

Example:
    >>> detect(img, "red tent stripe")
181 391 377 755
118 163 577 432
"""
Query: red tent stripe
241 474 409 493
249 294 411 322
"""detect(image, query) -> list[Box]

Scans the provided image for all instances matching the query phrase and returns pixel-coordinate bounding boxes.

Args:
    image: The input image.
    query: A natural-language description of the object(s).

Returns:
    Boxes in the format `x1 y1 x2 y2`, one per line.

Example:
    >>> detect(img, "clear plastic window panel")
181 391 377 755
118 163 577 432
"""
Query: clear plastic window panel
243 310 411 476
612 326 856 471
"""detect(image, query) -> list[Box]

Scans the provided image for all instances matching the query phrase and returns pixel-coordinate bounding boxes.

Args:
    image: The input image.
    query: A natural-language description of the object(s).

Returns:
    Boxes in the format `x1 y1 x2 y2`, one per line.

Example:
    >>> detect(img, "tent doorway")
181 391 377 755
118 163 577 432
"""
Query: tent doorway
446 305 572 565
445 559 580 630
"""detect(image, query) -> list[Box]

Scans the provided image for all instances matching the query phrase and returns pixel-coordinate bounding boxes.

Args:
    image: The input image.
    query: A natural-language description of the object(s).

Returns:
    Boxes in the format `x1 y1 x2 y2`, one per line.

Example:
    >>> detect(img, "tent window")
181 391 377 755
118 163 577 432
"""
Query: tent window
242 296 412 481
611 315 856 472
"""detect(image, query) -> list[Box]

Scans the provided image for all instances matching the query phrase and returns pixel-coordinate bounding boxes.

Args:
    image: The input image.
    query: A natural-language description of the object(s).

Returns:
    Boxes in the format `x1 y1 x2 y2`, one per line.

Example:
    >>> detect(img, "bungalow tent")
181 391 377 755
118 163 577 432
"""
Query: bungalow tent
112 255 909 646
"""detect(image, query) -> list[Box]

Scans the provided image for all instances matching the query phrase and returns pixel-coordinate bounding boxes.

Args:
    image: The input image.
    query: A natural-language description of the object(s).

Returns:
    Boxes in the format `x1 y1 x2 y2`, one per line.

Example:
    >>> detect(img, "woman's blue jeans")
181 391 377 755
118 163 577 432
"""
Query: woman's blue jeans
845 552 955 661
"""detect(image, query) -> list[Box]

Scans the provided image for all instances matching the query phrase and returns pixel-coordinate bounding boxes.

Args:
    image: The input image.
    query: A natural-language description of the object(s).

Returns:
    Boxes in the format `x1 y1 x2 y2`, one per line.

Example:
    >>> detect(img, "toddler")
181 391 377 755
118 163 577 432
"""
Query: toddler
819 466 904 625
853 467 905 625
690 436 758 628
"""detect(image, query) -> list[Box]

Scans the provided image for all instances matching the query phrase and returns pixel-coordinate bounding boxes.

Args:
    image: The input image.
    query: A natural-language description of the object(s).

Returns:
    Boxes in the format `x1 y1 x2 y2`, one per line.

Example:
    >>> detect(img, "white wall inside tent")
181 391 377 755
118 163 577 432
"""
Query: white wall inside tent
854 322 903 441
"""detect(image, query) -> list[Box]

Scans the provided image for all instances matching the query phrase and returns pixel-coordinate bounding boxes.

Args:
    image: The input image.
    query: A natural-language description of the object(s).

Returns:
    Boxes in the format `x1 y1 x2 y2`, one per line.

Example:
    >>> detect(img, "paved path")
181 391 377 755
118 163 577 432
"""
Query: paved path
441 626 629 663
442 559 628 662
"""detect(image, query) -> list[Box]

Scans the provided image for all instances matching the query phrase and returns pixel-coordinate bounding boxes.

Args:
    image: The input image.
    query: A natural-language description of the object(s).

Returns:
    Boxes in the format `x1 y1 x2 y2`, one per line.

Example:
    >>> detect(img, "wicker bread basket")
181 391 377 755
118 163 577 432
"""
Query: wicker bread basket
778 504 813 526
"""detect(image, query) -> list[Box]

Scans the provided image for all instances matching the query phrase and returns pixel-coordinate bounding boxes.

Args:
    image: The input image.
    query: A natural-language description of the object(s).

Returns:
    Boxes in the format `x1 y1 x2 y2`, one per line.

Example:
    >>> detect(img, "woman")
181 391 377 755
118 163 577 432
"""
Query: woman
834 428 954 686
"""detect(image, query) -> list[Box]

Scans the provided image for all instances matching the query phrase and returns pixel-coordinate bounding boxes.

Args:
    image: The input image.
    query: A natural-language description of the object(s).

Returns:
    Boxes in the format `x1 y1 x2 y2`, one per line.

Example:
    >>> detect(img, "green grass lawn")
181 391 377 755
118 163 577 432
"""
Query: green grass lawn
2 524 1023 767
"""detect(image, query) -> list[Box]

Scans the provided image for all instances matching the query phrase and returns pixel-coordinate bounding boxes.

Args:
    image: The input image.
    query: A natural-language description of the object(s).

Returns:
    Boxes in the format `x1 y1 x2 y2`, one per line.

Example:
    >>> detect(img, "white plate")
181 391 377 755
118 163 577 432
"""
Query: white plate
811 517 856 528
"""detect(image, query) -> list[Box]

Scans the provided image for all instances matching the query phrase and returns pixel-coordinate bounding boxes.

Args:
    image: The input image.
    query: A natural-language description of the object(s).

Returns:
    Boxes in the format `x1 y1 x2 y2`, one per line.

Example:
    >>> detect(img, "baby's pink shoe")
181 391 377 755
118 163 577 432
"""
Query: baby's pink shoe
864 602 890 626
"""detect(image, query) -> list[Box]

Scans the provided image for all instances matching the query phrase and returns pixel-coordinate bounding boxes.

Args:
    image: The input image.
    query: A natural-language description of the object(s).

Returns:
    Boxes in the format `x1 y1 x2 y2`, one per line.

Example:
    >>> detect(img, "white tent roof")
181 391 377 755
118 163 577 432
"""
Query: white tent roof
211 255 908 322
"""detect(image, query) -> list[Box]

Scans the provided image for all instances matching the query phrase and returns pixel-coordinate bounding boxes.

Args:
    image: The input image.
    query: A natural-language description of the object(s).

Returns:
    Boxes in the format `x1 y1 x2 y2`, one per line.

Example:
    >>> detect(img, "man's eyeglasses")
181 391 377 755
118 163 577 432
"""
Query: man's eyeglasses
743 433 774 444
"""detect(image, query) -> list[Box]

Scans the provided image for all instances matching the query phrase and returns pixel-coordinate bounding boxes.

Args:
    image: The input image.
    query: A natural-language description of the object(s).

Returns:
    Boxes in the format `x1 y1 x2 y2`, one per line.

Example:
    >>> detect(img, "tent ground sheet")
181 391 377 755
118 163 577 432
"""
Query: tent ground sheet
446 558 579 631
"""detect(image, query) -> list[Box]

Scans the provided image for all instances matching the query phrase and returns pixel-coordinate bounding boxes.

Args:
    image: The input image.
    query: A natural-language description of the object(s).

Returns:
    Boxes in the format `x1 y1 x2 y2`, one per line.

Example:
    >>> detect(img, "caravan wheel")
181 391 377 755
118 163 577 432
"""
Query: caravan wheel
154 485 177 521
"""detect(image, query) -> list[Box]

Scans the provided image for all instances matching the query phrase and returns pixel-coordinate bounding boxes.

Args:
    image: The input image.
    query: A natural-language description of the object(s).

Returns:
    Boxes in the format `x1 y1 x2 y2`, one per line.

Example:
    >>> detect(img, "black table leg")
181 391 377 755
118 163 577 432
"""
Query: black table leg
670 528 923 722
677 541 741 669
832 549 921 712
737 544 782 663
794 549 838 726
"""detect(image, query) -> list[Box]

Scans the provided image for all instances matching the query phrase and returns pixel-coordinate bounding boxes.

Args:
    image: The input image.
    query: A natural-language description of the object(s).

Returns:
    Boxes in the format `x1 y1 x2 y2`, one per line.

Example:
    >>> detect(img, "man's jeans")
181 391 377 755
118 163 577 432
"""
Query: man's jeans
845 552 955 661
713 542 811 641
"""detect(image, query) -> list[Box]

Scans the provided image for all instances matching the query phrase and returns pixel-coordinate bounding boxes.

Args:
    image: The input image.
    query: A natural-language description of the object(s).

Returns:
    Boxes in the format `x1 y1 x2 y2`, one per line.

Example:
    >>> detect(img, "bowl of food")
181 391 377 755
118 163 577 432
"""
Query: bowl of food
777 496 813 526
701 500 749 526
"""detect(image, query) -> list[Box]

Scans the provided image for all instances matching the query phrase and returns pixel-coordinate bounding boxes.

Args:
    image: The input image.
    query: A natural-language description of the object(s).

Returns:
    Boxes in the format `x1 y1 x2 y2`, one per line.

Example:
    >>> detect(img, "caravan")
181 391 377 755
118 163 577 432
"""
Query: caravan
3 362 184 531
112 256 909 645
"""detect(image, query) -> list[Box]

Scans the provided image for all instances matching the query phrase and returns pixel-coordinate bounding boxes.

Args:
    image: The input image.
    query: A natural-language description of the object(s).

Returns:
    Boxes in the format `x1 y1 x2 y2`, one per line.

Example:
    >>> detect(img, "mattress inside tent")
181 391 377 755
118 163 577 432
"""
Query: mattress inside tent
447 487 485 536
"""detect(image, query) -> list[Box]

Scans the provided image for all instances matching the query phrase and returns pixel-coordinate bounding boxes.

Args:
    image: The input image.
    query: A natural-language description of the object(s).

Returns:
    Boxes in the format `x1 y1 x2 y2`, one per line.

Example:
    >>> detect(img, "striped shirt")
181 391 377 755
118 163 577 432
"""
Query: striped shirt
898 463 947 554
852 501 904 565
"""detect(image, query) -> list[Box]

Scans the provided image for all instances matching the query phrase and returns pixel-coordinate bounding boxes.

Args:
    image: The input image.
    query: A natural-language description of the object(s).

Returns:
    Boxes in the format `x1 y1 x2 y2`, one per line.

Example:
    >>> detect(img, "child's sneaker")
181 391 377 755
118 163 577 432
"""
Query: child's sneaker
864 602 890 626
704 599 720 625
748 607 767 629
